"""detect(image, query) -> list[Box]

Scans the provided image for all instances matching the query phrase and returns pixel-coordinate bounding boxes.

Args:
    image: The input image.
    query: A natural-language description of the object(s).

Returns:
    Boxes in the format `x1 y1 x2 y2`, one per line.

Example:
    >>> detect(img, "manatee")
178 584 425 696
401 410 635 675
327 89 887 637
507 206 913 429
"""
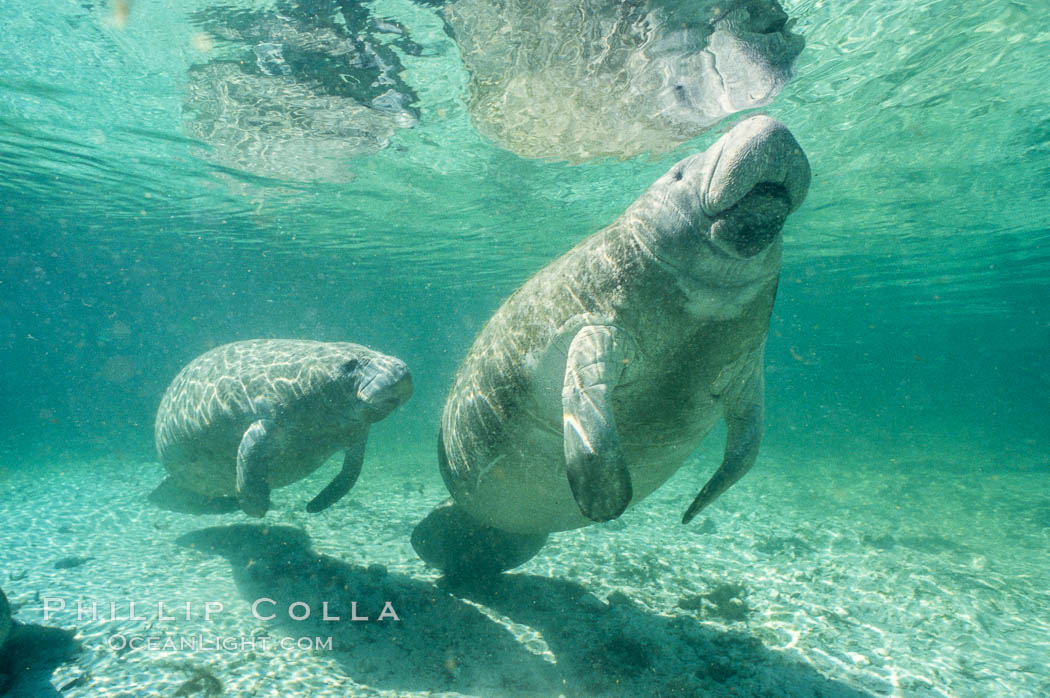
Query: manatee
412 115 810 578
153 339 412 517
446 0 803 162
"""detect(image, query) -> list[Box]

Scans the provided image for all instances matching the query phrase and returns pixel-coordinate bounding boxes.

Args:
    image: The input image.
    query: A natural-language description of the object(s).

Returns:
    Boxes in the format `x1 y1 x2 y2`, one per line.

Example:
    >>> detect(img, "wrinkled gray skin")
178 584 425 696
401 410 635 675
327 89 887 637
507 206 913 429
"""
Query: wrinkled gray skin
154 339 412 517
413 116 809 578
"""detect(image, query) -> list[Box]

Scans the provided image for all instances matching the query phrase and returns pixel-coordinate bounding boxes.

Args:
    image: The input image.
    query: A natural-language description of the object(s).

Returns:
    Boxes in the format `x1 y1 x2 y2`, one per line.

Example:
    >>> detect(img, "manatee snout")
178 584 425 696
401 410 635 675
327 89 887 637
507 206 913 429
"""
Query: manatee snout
697 115 809 258
710 182 792 258
701 116 810 218
357 358 413 421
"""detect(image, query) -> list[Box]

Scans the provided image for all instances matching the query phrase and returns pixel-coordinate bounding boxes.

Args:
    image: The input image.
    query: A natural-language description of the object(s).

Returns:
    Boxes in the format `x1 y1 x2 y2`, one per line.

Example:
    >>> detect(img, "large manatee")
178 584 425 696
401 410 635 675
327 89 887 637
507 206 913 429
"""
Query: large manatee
446 0 804 162
412 116 810 579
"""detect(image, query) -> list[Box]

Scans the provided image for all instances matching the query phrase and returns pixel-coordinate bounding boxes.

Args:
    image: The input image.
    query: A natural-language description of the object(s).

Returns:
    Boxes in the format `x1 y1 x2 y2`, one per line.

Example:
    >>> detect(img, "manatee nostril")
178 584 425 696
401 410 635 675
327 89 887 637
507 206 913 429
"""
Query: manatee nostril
711 183 791 257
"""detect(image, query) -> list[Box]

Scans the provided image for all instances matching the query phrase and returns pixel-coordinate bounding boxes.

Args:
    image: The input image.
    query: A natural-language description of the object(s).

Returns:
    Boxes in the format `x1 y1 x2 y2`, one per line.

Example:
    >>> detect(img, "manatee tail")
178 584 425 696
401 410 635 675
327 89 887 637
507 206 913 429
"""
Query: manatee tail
148 476 240 515
411 499 548 582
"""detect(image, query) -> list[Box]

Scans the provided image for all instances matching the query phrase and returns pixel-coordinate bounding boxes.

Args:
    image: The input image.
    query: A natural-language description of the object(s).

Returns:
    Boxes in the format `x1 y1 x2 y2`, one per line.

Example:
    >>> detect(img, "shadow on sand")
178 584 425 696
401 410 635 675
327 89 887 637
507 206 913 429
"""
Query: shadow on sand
0 624 80 697
176 524 870 696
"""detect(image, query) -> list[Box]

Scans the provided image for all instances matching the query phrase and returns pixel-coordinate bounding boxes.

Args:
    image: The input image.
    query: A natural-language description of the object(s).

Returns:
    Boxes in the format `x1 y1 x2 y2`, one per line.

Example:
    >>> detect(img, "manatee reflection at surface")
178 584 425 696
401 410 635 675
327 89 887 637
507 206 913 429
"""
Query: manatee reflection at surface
445 0 804 162
184 0 421 182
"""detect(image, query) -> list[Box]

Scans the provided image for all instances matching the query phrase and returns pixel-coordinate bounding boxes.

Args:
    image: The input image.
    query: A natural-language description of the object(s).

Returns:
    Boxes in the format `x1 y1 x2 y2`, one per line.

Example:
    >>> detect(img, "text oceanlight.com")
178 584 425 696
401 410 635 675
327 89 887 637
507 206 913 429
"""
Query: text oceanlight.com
108 634 334 652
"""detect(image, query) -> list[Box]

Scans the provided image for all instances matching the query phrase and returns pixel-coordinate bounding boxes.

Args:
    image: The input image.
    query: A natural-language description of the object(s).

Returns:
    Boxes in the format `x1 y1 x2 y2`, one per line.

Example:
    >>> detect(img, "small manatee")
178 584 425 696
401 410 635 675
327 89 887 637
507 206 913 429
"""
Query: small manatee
153 340 412 517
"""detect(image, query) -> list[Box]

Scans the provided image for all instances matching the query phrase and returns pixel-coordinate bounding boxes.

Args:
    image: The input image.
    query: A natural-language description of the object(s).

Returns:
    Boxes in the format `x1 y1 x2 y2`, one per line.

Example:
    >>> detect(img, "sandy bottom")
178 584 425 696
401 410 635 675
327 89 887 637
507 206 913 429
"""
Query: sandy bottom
0 441 1048 697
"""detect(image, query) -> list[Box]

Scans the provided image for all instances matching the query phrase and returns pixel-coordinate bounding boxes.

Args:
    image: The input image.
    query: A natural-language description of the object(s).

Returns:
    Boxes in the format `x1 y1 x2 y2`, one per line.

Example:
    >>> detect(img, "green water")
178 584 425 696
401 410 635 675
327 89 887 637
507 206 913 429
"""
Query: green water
1 0 1049 695
3 0 1047 464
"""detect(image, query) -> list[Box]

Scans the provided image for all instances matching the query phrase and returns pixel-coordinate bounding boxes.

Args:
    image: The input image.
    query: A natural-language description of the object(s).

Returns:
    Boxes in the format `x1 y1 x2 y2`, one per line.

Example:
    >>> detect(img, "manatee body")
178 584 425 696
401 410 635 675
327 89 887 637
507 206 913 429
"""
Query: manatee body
154 339 412 517
412 116 810 578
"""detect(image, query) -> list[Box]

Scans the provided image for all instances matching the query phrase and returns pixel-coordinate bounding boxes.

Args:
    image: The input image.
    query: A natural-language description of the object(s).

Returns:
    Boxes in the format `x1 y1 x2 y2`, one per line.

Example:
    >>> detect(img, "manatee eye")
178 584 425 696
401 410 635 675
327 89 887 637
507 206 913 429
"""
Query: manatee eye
340 359 360 374
673 168 684 182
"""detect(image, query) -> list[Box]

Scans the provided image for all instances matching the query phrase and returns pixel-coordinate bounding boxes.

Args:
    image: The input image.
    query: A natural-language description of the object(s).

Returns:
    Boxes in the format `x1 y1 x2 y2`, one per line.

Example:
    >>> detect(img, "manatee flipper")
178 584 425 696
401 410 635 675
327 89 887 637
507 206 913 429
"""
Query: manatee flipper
148 476 240 515
306 425 369 513
562 324 635 522
236 418 277 517
411 499 548 581
683 348 765 523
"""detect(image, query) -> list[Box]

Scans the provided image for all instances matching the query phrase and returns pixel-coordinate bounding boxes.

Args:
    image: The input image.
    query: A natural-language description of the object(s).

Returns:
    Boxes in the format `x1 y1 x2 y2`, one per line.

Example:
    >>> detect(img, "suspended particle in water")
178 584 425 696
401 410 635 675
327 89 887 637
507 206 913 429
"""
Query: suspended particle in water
192 32 214 53
109 0 131 29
